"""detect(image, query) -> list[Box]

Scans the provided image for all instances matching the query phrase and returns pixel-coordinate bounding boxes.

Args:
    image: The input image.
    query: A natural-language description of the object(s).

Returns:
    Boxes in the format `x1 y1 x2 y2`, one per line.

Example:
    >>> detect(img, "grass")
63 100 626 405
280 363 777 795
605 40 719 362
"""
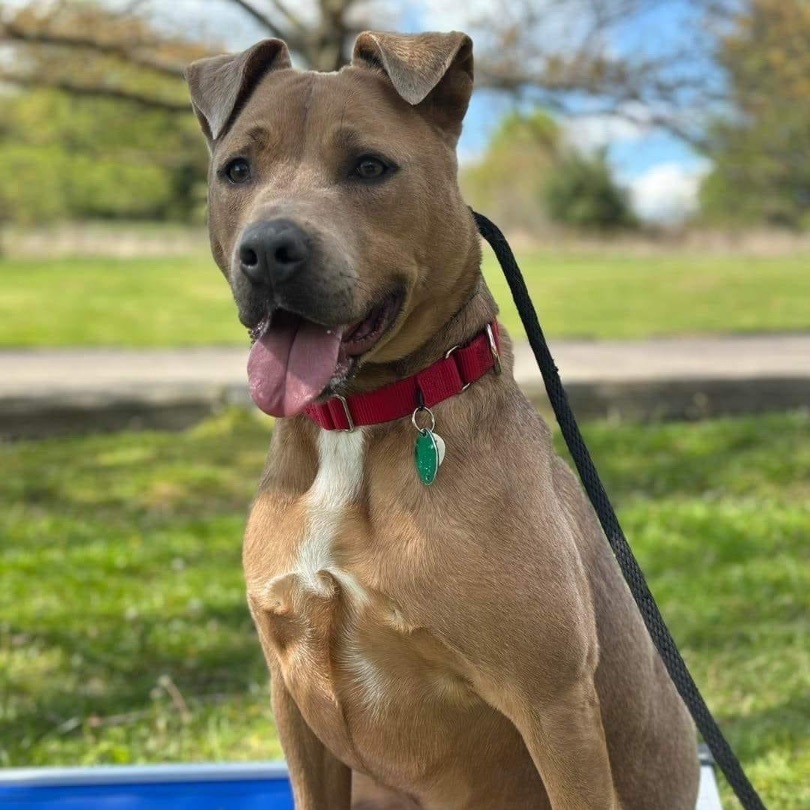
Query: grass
1 410 808 809
1 250 809 347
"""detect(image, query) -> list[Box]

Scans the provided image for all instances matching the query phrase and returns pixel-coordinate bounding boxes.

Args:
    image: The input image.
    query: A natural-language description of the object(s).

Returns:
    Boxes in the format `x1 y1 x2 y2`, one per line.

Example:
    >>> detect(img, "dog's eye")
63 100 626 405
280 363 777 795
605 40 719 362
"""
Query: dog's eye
224 158 251 184
352 156 392 181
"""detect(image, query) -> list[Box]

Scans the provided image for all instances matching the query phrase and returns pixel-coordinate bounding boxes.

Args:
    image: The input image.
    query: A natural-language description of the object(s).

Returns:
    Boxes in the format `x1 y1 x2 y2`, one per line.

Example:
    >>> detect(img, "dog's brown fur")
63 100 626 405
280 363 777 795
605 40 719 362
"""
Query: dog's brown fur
187 31 699 810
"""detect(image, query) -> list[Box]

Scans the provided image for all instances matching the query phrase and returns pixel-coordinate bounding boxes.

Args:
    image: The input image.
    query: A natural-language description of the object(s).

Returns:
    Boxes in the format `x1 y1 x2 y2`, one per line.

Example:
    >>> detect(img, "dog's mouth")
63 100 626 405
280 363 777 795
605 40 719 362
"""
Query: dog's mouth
246 292 403 417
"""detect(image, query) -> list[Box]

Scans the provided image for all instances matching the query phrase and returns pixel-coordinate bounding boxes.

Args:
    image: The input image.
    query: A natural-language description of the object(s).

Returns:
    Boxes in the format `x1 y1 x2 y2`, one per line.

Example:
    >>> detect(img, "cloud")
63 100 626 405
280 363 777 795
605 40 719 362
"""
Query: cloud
563 115 648 153
628 162 710 223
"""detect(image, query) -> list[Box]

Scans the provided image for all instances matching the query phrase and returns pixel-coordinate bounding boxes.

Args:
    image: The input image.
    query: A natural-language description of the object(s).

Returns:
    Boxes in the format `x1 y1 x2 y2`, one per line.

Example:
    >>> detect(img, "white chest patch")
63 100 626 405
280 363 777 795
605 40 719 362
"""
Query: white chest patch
273 429 398 712
295 429 366 596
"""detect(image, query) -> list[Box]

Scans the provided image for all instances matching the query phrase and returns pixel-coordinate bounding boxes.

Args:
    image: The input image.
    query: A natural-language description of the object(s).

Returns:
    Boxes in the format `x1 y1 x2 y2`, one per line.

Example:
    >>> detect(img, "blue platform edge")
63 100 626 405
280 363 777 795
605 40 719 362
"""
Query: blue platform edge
0 757 723 809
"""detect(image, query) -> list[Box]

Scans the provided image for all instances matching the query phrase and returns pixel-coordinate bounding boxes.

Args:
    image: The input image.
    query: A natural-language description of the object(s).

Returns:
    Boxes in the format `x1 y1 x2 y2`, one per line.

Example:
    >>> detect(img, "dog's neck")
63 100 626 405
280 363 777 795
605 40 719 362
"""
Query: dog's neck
346 276 499 395
276 275 505 488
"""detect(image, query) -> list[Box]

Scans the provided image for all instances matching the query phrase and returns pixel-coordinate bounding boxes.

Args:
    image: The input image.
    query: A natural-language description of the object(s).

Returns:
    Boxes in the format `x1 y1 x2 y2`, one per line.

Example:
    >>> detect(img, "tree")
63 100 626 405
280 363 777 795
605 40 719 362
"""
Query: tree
461 110 634 232
465 0 737 149
545 150 636 231
0 1 375 226
462 111 560 231
0 89 207 225
699 0 810 229
0 4 212 225
0 2 207 112
5 1 800 230
0 1 737 146
0 0 369 110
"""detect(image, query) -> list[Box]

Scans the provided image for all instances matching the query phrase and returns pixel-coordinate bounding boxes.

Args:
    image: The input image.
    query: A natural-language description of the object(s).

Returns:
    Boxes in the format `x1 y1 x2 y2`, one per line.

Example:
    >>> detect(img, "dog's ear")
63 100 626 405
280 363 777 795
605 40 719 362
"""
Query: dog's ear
185 39 292 143
352 31 473 139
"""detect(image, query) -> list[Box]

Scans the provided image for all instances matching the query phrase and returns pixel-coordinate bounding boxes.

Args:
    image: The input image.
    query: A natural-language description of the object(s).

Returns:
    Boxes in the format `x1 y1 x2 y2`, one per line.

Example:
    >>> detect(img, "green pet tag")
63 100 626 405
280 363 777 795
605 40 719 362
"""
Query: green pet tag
414 429 446 485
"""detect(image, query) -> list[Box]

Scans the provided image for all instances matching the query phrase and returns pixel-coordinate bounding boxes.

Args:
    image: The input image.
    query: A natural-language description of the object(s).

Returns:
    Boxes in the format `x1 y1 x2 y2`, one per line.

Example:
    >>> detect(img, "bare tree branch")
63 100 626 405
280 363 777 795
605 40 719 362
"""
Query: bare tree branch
470 0 732 151
0 21 188 78
122 0 152 14
0 0 729 150
0 71 190 113
265 0 308 32
226 0 289 39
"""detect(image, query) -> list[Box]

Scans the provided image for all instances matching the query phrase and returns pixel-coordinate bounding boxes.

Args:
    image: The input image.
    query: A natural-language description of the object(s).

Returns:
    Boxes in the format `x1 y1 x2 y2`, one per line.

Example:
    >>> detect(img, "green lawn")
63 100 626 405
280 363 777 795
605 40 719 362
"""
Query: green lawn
1 411 807 808
2 250 809 347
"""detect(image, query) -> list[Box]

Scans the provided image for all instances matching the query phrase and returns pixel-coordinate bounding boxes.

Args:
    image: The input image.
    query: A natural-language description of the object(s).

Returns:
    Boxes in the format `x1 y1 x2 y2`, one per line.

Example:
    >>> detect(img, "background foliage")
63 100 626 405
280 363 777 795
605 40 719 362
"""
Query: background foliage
544 150 636 231
2 0 810 231
462 112 634 232
0 91 207 224
700 0 810 229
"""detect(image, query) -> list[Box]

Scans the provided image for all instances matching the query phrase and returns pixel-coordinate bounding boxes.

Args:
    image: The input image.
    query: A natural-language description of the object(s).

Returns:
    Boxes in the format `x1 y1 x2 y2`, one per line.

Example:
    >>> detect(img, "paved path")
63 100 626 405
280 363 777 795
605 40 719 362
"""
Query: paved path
1 335 808 437
2 335 809 396
511 334 810 383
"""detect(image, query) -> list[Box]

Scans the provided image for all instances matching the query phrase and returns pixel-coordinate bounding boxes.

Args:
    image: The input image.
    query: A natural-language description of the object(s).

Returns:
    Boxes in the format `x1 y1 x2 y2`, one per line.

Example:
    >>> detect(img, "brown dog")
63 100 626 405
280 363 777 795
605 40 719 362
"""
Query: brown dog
186 31 700 810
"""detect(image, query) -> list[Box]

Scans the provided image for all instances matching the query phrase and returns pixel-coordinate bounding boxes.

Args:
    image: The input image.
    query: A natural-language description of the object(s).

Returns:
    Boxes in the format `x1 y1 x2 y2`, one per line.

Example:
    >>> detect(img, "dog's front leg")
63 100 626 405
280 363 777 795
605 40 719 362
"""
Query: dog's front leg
271 671 352 809
487 676 621 810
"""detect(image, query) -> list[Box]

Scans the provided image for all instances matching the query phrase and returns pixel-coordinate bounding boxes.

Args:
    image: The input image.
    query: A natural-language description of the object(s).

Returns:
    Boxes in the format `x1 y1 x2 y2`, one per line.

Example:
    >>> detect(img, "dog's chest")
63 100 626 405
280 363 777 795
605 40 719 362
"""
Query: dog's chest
246 429 477 775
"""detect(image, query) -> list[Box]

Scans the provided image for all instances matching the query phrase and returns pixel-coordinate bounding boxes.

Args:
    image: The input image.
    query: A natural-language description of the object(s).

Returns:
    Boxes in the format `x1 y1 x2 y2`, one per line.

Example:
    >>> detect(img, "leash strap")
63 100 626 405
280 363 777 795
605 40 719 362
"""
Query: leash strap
473 210 767 810
305 323 501 430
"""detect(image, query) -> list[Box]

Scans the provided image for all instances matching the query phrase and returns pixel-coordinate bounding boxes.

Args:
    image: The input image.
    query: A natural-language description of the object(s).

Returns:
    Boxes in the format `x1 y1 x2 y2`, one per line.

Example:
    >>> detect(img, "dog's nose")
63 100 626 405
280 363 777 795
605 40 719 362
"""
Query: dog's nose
238 219 310 285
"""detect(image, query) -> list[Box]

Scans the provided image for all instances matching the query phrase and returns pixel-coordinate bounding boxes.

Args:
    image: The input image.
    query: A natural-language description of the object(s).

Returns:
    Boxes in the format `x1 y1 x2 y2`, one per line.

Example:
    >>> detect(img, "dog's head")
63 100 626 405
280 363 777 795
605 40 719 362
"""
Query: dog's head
186 31 480 417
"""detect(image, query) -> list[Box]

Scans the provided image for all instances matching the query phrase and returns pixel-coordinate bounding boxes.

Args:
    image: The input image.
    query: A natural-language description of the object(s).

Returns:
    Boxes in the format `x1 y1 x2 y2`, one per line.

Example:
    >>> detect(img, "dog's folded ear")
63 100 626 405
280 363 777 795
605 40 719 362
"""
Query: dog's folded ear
185 39 292 143
352 31 473 140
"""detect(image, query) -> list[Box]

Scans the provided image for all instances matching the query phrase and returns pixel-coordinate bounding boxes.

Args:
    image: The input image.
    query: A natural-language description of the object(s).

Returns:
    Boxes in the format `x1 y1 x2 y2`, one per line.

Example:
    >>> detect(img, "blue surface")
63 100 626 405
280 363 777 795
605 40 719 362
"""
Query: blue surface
0 781 294 809
0 760 723 809
0 766 294 809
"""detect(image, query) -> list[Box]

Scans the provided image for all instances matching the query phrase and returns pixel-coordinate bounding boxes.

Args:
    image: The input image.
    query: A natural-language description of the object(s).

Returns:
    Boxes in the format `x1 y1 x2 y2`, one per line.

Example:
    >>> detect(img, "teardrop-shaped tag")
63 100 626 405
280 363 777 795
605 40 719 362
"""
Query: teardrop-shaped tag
434 433 446 466
415 430 443 485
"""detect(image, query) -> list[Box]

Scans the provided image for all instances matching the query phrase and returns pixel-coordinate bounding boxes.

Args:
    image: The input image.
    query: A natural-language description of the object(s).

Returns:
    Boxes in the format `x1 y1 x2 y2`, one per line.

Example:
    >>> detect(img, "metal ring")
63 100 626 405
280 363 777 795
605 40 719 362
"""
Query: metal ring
486 323 502 375
411 406 436 434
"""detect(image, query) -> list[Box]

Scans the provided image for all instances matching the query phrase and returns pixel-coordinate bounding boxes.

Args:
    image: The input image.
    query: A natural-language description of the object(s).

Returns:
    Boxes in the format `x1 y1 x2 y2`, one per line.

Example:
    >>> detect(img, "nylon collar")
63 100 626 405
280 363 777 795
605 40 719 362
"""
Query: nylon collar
304 322 501 431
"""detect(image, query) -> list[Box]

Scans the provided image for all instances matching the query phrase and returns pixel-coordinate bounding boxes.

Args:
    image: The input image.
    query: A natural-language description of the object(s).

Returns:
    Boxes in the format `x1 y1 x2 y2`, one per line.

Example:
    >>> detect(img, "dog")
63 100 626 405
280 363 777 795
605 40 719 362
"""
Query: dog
186 31 700 810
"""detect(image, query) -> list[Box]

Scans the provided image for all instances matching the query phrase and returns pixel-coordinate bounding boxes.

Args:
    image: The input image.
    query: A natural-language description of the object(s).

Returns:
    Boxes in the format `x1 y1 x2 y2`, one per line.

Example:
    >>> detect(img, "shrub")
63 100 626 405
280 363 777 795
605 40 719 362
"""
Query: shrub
544 150 636 231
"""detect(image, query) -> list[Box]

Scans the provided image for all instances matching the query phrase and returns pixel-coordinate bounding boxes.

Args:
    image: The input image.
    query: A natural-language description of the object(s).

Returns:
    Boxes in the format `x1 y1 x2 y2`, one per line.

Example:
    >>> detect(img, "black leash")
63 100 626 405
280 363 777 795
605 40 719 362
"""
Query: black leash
474 210 767 810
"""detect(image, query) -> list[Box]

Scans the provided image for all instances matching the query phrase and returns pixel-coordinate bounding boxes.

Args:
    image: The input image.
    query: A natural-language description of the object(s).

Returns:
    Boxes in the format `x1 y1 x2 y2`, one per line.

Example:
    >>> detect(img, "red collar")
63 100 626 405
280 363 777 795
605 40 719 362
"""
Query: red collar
304 322 502 431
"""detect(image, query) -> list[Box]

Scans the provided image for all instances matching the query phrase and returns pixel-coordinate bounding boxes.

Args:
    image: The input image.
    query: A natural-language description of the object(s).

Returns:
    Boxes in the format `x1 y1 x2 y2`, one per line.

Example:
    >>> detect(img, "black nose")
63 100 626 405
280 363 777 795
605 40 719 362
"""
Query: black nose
238 219 310 285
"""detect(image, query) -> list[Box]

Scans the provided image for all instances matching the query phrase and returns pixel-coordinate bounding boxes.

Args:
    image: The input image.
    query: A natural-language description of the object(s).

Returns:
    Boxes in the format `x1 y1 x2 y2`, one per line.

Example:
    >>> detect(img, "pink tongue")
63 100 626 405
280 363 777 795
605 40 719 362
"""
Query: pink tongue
247 318 343 417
